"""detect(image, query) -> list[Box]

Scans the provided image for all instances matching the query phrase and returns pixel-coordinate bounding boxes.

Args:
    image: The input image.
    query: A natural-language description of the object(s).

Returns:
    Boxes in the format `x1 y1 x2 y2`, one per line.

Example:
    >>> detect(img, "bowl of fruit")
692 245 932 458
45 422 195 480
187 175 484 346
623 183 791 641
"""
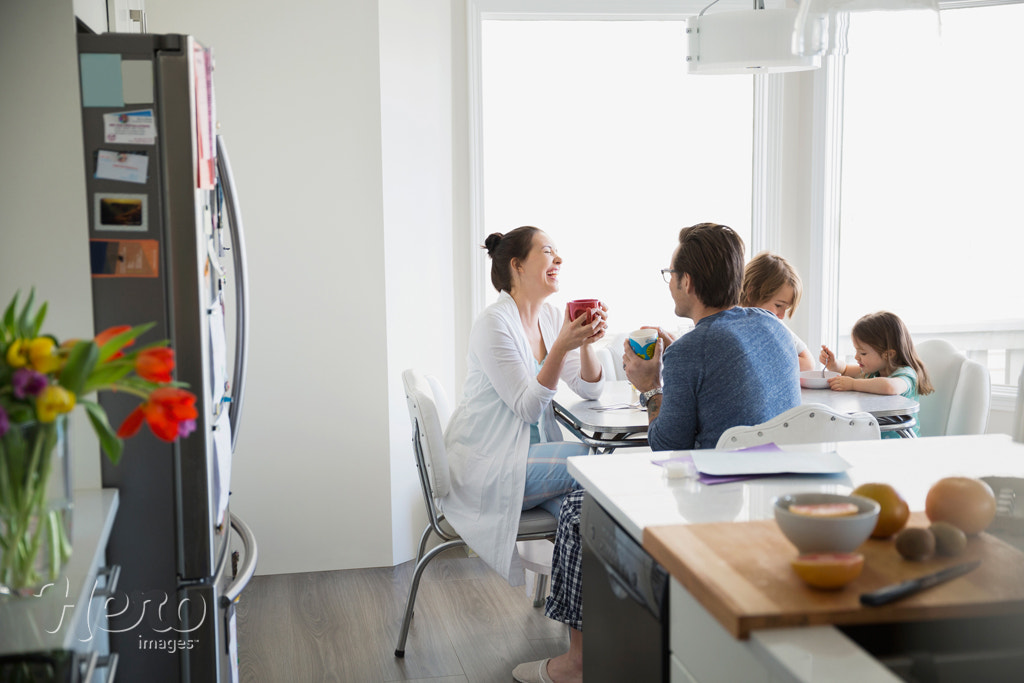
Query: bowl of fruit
774 492 880 554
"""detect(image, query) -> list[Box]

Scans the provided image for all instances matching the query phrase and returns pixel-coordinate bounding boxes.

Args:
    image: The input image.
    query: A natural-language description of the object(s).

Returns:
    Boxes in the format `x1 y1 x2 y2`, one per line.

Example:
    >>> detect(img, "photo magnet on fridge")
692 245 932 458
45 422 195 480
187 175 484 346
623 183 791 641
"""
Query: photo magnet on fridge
94 192 148 232
89 239 160 278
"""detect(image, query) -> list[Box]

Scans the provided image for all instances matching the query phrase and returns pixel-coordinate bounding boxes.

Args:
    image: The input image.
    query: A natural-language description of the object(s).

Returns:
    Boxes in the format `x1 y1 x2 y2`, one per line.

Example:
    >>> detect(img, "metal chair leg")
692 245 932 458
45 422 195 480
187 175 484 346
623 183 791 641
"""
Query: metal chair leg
414 524 433 564
394 538 466 657
532 573 549 608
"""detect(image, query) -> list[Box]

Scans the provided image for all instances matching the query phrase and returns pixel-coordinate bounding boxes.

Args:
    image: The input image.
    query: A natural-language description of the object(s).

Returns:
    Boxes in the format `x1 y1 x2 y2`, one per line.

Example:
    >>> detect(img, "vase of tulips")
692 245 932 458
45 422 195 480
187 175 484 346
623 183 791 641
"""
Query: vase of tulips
0 290 198 597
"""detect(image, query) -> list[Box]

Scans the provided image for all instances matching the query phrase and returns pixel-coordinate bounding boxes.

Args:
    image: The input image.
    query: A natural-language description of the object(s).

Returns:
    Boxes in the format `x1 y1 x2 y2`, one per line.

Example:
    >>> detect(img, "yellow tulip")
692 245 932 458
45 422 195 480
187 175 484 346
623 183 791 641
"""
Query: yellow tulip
28 337 60 373
37 386 76 422
6 339 29 368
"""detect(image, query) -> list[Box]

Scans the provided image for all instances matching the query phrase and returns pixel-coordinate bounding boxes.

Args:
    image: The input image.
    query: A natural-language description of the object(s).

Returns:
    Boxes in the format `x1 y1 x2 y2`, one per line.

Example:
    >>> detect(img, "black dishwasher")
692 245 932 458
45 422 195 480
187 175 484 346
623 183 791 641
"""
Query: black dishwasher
582 493 670 682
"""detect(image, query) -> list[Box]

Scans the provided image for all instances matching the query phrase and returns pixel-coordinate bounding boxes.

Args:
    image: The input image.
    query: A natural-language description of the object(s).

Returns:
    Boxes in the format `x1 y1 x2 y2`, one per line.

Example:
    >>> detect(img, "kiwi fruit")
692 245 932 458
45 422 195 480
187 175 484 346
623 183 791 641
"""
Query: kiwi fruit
930 521 968 556
895 527 936 561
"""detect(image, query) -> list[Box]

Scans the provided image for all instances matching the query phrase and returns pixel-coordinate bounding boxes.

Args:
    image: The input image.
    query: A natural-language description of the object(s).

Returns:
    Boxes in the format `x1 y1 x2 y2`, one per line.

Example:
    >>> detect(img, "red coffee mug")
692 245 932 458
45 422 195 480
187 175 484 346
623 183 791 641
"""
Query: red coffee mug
568 299 601 324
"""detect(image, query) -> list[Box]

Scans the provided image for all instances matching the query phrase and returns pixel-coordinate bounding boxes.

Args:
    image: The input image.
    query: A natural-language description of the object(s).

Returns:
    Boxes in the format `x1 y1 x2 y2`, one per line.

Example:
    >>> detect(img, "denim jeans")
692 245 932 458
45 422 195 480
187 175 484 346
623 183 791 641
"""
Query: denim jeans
521 441 589 519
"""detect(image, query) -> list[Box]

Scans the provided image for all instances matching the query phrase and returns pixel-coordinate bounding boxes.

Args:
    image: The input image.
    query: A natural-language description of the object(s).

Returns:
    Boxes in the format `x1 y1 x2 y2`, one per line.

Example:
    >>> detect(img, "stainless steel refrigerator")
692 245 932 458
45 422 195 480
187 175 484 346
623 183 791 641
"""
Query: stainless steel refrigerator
77 32 256 683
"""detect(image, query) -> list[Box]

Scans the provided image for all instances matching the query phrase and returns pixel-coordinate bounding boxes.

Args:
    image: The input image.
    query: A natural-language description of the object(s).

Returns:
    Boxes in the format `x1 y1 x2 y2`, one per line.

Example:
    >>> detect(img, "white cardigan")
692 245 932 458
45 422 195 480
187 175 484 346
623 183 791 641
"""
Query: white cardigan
442 291 604 585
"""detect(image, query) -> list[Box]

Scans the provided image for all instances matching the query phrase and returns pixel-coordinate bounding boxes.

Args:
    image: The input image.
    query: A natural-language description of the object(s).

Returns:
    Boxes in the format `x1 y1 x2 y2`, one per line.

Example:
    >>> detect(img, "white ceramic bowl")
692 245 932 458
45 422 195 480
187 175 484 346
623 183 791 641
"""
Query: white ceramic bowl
773 493 880 554
800 370 840 389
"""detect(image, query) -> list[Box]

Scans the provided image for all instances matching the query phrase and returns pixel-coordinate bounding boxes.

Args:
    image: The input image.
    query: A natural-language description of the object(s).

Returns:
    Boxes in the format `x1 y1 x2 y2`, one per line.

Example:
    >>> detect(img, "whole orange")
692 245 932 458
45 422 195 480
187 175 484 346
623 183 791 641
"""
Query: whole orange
851 482 910 538
791 553 865 590
925 477 996 535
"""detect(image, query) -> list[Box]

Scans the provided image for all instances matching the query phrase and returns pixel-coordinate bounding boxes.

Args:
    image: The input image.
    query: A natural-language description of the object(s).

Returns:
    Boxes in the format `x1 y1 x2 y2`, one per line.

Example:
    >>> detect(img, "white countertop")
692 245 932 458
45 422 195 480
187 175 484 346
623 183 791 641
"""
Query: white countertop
568 434 1024 683
0 488 119 655
568 434 1024 542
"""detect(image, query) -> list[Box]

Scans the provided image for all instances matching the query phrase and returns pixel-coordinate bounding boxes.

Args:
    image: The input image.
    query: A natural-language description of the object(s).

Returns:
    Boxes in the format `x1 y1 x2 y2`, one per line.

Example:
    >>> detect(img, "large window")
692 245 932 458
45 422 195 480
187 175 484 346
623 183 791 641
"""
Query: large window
838 3 1024 387
481 20 753 336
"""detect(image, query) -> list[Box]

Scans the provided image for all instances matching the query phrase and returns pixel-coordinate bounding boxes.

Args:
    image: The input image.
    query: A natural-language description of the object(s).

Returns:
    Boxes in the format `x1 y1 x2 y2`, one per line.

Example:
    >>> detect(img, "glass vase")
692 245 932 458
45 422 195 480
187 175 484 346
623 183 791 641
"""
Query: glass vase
0 416 73 598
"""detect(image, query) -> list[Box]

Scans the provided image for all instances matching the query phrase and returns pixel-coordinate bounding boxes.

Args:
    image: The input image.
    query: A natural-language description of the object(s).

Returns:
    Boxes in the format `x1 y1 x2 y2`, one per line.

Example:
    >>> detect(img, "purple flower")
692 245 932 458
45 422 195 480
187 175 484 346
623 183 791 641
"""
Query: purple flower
177 419 197 438
0 406 8 437
12 368 49 399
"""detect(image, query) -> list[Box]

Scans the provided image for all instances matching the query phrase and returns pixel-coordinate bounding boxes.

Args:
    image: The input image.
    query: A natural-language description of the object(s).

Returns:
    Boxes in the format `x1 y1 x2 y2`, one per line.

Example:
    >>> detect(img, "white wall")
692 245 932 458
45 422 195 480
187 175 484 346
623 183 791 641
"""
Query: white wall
145 0 395 573
379 0 458 561
0 0 101 492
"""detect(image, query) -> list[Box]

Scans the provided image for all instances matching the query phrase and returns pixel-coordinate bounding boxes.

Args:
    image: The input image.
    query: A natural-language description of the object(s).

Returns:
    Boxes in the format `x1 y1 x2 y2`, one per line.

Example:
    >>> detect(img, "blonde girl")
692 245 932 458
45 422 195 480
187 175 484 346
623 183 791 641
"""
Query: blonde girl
740 252 814 371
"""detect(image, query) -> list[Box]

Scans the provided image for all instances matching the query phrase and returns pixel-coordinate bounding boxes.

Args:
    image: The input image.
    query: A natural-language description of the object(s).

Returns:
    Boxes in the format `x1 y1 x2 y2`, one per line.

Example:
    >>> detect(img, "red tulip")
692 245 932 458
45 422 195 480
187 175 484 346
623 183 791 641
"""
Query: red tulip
135 348 175 382
95 325 134 360
118 388 199 442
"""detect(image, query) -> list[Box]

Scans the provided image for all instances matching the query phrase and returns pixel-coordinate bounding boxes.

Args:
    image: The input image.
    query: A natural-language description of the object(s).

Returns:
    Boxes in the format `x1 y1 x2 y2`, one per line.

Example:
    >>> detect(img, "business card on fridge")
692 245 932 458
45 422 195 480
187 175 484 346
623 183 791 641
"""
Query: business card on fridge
102 108 157 144
95 149 149 183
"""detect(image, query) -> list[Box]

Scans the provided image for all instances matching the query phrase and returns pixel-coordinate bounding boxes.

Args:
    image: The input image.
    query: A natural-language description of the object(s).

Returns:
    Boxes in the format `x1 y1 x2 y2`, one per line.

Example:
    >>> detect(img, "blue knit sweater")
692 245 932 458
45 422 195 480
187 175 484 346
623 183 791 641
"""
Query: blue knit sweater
647 307 801 451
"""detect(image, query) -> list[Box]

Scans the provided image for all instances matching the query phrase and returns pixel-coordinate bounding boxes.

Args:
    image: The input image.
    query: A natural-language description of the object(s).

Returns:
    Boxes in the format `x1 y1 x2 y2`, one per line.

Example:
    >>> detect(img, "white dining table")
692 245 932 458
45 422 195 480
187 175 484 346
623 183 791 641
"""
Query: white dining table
553 380 921 451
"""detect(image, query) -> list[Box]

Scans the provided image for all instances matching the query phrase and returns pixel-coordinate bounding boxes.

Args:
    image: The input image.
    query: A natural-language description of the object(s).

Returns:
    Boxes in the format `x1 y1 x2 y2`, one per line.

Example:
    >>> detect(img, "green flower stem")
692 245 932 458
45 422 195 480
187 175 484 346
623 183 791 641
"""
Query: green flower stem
0 421 70 593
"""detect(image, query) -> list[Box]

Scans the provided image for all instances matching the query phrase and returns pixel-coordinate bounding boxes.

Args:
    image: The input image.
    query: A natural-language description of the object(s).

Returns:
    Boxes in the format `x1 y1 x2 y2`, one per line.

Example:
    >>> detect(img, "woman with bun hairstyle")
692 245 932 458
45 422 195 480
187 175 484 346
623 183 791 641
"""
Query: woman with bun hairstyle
442 226 607 586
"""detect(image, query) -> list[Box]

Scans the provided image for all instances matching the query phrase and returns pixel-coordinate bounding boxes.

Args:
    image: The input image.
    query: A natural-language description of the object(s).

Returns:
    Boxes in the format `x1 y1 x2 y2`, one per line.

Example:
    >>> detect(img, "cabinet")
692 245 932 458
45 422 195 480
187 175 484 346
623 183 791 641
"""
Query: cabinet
0 489 120 681
669 579 772 683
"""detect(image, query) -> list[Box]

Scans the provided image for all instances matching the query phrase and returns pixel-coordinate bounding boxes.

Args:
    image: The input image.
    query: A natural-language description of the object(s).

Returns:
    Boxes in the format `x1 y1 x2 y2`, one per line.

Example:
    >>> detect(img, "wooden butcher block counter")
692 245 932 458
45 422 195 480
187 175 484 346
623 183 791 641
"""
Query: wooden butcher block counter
643 512 1024 639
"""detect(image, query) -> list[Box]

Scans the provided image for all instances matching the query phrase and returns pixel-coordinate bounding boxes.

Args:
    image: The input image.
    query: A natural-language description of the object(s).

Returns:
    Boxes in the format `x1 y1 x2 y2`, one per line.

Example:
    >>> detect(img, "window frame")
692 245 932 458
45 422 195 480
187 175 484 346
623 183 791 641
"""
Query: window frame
816 0 1024 406
466 0 782 319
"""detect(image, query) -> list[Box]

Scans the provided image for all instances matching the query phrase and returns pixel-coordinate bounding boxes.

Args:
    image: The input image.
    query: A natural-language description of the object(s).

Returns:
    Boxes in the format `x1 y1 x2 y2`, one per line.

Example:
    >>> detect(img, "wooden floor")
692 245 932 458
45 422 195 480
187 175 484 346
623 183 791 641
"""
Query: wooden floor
235 548 567 682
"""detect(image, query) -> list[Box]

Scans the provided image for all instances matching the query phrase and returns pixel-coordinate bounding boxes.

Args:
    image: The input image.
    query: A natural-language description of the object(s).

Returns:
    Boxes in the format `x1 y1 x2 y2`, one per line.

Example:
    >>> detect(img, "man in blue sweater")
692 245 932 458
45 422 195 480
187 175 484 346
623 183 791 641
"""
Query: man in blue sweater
513 222 800 683
625 221 801 450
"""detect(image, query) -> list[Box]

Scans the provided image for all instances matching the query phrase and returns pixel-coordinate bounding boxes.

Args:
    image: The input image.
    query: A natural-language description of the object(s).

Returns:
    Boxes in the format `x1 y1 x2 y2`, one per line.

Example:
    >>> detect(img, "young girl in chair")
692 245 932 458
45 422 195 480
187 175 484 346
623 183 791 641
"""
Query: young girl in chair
820 311 934 437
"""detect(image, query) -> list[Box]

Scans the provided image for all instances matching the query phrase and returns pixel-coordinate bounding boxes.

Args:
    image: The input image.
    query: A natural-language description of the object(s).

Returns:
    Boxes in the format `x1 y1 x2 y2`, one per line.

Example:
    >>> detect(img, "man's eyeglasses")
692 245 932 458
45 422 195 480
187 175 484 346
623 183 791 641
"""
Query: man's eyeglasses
661 268 678 284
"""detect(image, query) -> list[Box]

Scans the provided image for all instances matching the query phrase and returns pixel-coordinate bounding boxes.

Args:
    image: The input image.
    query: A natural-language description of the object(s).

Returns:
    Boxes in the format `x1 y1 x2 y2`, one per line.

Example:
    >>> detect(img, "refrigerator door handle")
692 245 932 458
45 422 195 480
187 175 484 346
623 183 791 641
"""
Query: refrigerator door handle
216 134 250 453
222 511 258 606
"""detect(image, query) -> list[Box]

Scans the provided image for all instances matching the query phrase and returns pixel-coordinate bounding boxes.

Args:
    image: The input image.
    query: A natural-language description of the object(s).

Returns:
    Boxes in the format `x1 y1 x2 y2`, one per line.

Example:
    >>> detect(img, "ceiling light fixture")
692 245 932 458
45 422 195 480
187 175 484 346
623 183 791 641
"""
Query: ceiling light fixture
686 0 827 75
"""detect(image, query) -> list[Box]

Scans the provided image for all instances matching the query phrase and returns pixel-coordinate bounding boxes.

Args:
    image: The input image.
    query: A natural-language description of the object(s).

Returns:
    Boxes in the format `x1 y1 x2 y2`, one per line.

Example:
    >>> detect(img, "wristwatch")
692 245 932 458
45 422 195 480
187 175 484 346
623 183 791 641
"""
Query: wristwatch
639 387 662 408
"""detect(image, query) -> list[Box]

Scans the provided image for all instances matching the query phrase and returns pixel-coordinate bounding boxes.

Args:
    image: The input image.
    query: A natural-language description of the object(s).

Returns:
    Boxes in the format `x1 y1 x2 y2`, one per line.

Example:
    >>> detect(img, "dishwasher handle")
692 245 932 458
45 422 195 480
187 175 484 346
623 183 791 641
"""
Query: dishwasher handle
582 496 668 620
600 555 649 606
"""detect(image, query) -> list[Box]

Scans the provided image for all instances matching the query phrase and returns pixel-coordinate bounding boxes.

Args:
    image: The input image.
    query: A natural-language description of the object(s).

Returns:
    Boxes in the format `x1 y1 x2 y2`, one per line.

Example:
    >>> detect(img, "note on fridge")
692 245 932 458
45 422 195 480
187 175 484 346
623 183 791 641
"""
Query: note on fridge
208 300 228 404
213 408 233 527
228 606 240 683
102 109 157 144
120 59 154 104
80 53 124 107
95 150 149 183
192 44 215 189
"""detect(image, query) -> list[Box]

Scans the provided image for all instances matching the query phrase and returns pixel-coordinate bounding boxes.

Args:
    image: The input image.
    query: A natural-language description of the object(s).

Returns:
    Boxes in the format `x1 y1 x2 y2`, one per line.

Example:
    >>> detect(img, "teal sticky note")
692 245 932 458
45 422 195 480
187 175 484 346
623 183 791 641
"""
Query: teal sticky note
80 53 124 107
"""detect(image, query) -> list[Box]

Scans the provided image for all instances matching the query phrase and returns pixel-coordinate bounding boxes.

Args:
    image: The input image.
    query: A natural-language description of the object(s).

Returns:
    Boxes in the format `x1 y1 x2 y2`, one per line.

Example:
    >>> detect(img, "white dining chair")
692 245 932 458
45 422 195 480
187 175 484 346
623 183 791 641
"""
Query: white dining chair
594 345 620 384
715 403 880 450
394 369 557 658
605 333 631 380
915 339 991 437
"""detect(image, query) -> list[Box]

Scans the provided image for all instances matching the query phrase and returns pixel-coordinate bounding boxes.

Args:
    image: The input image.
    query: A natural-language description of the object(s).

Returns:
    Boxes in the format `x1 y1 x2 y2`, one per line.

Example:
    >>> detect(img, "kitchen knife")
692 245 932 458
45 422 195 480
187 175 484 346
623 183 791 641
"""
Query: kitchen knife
859 560 981 607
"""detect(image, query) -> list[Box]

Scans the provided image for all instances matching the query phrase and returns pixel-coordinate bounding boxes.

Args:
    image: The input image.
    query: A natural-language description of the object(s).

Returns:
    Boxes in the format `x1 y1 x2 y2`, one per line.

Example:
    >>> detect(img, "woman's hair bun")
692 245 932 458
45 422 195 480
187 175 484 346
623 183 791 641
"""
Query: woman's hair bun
483 232 503 257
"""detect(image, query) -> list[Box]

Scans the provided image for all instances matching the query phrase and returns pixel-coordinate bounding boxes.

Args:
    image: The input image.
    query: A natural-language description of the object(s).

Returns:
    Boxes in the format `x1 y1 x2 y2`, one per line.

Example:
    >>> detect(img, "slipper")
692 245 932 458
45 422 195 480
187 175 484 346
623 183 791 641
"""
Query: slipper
512 657 554 683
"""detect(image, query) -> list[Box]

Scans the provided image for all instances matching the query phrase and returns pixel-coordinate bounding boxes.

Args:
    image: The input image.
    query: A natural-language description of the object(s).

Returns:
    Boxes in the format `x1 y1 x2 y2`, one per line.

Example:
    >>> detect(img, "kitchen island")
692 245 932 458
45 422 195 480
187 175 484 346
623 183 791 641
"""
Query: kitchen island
567 434 1024 682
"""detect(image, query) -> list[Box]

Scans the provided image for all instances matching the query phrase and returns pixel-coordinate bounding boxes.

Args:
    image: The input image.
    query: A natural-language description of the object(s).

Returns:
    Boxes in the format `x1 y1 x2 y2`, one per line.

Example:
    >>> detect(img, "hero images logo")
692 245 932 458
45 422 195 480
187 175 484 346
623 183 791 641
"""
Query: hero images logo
35 576 207 643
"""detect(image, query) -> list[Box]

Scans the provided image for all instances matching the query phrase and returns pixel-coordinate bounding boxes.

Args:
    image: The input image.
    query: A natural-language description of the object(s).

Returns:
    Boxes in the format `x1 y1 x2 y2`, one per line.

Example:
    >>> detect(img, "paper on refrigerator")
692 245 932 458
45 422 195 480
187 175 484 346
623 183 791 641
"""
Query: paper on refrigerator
103 109 157 144
208 299 229 404
95 149 149 183
213 407 233 526
228 606 240 683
